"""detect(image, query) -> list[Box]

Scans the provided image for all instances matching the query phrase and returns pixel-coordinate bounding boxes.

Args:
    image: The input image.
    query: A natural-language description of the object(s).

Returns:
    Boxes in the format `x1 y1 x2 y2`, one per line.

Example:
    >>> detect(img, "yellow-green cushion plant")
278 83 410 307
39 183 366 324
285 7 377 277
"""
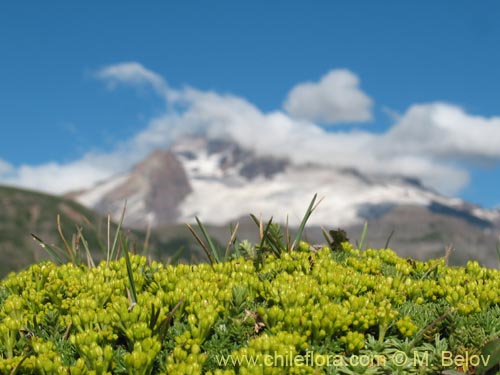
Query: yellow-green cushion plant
1 241 500 374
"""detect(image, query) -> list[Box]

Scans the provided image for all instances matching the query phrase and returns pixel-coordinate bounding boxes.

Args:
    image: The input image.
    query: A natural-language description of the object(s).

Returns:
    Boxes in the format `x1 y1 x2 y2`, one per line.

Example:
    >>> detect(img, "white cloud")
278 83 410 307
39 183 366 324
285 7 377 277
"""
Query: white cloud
6 163 111 194
96 62 179 101
1 63 500 198
283 69 373 124
0 159 13 175
385 103 500 160
0 151 136 194
116 83 474 195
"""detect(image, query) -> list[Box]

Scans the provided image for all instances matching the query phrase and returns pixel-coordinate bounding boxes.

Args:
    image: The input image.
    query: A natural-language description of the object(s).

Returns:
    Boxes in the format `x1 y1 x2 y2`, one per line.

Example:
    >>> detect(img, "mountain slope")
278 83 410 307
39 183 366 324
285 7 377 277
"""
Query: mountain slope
0 185 206 277
73 136 500 227
71 136 500 267
0 185 104 275
73 150 191 228
315 205 500 267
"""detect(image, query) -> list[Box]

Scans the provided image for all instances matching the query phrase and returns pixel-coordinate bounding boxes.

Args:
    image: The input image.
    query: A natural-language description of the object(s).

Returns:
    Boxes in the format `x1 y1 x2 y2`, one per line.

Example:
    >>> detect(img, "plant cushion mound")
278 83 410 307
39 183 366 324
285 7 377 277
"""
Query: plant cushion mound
0 243 500 374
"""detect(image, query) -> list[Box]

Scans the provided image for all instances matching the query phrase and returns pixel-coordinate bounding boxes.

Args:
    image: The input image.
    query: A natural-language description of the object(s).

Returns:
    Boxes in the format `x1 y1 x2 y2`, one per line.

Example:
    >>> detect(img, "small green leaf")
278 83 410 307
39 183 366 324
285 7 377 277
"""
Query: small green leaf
476 337 500 374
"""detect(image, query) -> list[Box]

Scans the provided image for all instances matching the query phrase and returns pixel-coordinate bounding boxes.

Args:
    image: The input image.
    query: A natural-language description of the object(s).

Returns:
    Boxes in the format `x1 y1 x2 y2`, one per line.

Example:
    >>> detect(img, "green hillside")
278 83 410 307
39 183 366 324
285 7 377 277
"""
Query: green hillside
0 186 205 277
0 186 104 276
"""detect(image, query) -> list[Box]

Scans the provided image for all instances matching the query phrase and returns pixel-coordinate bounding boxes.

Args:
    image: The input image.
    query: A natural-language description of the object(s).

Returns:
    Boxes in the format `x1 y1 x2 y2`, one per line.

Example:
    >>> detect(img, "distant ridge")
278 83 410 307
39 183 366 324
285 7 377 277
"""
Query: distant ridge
69 135 500 268
0 184 209 277
73 135 500 230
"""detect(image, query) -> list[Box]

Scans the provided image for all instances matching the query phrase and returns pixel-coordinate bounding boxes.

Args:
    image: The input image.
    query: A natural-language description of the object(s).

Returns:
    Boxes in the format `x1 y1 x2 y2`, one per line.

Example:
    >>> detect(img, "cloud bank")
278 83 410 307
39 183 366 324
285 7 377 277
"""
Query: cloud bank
284 69 373 123
1 62 500 199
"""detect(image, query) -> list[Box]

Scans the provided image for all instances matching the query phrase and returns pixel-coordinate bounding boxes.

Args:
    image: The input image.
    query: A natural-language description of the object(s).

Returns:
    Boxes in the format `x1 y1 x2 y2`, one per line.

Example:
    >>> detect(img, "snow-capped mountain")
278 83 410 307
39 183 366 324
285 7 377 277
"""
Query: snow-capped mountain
73 149 191 228
73 136 500 232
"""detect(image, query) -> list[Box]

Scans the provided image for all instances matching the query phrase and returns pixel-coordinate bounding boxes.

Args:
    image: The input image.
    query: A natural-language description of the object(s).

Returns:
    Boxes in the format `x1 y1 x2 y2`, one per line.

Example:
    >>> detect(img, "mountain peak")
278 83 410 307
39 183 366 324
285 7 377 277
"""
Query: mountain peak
133 149 182 176
73 136 500 234
75 148 191 228
171 136 290 181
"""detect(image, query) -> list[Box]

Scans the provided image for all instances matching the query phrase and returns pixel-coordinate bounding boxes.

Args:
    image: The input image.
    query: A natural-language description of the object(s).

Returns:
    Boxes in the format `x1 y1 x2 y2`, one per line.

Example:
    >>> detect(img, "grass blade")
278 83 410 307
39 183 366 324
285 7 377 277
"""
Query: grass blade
254 217 274 269
250 214 268 242
383 229 395 249
409 308 456 348
225 222 240 260
109 202 127 264
57 214 75 264
76 226 95 268
250 214 282 257
258 217 274 250
142 221 152 256
70 232 82 266
107 214 111 260
229 222 242 258
443 243 453 265
186 222 216 264
195 216 220 263
121 234 137 308
155 296 186 342
291 194 320 251
249 214 260 229
265 225 283 257
9 354 29 375
31 233 65 264
84 215 106 254
321 226 334 249
420 245 452 280
357 221 368 251
249 214 266 243
149 303 160 331
285 215 291 252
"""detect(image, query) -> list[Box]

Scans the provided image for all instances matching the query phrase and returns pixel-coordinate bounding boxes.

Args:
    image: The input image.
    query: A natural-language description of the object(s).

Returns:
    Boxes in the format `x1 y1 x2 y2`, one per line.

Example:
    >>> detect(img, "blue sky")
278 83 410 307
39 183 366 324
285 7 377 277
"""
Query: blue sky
1 1 500 207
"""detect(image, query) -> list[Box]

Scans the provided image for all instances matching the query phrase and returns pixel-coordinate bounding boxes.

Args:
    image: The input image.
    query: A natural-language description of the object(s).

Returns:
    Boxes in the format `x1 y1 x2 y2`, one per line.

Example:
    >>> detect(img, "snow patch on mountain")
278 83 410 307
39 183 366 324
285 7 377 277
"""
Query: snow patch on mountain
178 164 450 226
76 174 129 208
71 136 500 229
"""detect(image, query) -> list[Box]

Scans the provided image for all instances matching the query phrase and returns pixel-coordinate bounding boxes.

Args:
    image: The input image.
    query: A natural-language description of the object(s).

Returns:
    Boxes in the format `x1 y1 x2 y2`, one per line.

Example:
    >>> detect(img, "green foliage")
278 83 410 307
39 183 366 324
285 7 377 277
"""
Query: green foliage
187 195 322 268
290 193 321 251
2 195 500 374
1 240 500 373
476 337 500 374
356 222 369 251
